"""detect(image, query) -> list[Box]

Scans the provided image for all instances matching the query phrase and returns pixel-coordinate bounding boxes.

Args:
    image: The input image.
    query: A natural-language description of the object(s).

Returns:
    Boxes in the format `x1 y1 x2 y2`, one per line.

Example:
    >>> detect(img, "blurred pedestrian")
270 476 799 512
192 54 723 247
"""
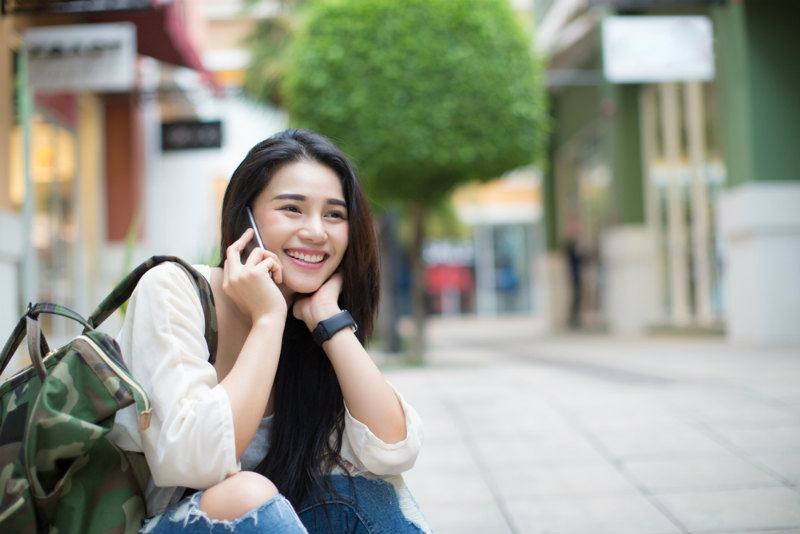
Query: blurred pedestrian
109 129 428 533
564 216 584 329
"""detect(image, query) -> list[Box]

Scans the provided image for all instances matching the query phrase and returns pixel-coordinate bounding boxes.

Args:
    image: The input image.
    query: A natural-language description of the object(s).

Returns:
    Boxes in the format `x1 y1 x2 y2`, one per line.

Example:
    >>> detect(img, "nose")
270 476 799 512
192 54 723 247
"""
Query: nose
299 215 327 244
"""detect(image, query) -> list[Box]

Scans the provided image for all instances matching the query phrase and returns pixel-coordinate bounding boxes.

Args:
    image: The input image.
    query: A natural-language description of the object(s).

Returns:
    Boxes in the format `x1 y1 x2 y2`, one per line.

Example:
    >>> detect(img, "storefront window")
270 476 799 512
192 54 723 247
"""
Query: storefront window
493 224 536 314
10 112 78 336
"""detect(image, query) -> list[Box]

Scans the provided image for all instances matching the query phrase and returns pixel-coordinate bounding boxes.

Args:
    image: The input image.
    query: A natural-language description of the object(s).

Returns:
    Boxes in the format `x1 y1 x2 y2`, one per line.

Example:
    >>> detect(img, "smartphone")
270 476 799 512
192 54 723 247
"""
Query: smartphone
246 206 266 250
244 207 270 279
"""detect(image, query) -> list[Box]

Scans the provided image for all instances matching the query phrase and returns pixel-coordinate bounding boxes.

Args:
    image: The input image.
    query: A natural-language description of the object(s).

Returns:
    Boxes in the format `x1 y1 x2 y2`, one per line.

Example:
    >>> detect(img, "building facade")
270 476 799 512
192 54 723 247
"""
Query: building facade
536 0 800 344
0 0 220 346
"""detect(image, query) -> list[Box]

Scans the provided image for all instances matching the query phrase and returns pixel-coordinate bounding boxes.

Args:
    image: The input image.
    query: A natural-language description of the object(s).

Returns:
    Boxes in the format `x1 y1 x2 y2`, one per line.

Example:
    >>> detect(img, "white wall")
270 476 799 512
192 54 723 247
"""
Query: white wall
718 182 800 346
144 93 287 263
92 94 286 335
535 251 569 330
601 225 661 335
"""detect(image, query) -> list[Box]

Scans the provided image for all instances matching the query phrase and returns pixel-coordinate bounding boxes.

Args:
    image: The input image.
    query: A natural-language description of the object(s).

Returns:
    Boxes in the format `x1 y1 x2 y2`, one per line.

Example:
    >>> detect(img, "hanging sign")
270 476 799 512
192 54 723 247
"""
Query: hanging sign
161 120 223 151
24 23 137 92
602 16 715 83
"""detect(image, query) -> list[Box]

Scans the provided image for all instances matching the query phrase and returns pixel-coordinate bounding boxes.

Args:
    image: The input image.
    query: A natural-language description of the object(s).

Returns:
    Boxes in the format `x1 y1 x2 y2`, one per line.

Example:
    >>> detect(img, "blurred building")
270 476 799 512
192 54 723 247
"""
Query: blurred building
0 0 285 342
450 169 543 317
535 0 800 344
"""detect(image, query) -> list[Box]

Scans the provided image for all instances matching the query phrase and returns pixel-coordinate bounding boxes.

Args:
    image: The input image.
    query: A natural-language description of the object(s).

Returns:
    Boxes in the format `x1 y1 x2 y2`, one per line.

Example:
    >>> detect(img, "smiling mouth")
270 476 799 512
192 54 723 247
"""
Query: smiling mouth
285 250 327 264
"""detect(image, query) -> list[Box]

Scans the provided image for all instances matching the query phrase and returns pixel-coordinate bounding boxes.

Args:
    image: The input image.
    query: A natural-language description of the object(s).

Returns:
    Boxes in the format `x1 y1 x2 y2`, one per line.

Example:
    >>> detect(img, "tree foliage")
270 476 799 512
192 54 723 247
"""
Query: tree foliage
243 15 294 108
243 0 310 108
283 0 549 206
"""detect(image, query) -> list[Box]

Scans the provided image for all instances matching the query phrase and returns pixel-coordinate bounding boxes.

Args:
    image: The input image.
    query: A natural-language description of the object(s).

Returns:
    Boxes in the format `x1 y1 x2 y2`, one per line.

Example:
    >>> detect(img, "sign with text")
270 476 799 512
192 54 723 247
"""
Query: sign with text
602 16 715 83
25 23 136 92
3 0 151 14
161 120 223 151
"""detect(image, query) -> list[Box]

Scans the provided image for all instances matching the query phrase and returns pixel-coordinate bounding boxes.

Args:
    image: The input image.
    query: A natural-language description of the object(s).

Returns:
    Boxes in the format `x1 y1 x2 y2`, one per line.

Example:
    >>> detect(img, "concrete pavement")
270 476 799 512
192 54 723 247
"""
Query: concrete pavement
379 315 800 534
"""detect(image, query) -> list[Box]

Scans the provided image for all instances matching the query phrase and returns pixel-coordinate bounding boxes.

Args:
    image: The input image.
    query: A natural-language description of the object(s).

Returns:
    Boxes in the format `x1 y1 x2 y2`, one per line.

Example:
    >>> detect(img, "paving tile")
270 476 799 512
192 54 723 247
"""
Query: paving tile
622 454 782 491
472 434 606 468
590 425 731 459
574 408 692 432
491 459 637 500
749 383 800 405
675 396 800 427
417 500 513 534
415 418 466 448
404 437 487 506
411 442 477 473
461 402 575 437
655 487 800 532
505 493 681 534
754 451 800 485
709 424 800 454
405 468 495 504
383 319 800 534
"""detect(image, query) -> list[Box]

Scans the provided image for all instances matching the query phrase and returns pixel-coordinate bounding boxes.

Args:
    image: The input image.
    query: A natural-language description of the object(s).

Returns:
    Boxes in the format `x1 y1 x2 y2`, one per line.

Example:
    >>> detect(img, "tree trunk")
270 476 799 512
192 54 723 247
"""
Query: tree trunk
377 211 400 353
409 203 428 363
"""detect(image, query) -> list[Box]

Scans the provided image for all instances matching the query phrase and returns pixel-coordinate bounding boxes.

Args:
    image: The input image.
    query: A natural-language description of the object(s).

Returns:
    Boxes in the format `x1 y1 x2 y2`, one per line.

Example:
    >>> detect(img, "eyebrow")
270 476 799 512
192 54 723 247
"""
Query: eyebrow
273 193 347 208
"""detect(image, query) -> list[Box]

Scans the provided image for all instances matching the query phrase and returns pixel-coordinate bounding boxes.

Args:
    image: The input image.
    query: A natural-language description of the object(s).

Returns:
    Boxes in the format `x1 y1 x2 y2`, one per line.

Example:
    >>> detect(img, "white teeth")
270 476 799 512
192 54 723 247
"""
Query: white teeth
287 250 324 264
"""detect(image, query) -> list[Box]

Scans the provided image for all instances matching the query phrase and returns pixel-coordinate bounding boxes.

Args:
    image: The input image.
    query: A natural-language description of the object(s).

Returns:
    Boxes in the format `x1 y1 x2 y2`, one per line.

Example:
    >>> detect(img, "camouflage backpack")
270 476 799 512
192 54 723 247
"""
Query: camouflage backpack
0 256 217 533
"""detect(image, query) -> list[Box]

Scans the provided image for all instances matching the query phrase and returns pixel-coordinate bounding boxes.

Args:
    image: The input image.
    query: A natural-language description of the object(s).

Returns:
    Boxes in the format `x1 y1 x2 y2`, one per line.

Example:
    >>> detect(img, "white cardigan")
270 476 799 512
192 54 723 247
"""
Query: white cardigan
107 263 423 515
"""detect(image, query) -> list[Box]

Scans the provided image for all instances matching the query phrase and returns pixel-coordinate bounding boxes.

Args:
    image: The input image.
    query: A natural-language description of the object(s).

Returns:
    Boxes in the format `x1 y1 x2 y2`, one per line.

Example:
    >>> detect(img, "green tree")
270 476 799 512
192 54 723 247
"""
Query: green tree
243 0 310 108
283 0 548 361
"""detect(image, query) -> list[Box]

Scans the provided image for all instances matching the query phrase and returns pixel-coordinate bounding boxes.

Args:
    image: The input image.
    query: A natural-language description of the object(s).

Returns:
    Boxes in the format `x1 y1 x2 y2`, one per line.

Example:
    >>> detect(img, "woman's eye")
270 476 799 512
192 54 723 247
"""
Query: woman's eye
281 205 301 213
327 210 347 220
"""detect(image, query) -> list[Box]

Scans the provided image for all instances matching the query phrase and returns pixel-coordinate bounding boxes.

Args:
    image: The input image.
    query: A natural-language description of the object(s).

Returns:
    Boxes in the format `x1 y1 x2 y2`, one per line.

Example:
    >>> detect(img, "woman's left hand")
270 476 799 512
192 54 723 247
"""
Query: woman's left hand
296 272 408 444
293 273 344 332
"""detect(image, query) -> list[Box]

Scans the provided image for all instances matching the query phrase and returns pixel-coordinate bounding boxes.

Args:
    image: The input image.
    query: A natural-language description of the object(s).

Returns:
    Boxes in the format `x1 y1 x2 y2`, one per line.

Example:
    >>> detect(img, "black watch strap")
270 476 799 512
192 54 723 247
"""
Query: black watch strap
312 310 358 346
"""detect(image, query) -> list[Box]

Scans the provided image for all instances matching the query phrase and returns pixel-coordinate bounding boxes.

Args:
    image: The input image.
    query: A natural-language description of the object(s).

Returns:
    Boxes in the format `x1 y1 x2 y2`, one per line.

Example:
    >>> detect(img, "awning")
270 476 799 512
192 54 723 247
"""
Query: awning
88 1 220 94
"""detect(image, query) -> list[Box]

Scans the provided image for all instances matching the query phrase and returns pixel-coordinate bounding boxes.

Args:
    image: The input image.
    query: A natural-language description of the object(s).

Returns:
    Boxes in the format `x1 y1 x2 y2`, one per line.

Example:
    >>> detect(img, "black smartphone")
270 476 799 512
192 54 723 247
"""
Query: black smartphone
246 206 266 251
243 207 269 274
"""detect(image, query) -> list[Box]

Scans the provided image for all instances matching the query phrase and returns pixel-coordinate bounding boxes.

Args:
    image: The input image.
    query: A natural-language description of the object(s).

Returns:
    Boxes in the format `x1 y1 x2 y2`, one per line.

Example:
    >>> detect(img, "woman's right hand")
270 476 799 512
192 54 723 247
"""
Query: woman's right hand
222 228 287 323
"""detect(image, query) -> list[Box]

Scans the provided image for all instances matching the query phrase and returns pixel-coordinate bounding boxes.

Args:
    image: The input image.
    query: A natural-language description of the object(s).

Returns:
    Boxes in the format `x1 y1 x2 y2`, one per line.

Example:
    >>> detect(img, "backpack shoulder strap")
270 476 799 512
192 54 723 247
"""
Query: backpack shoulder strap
0 303 94 376
88 256 218 363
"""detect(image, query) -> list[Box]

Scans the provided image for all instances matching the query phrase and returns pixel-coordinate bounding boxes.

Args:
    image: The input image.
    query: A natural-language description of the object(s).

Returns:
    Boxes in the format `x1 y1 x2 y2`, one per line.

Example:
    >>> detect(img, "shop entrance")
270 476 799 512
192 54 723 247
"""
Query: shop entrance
639 82 726 328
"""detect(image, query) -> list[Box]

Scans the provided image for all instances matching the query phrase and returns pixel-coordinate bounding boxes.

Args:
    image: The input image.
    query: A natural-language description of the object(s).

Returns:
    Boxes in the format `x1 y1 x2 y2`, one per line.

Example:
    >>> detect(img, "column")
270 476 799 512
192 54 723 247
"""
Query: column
658 82 691 326
712 0 800 344
684 81 715 325
600 83 660 335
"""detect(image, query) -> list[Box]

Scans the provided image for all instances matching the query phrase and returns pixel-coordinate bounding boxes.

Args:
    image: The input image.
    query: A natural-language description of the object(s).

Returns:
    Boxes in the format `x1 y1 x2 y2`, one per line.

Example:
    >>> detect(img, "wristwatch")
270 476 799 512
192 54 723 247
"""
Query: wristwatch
312 310 358 346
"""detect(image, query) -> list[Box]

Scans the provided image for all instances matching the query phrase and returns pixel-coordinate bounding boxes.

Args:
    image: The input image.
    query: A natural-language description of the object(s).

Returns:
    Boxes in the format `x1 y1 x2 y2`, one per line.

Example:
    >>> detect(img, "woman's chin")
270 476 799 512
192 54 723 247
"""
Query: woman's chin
283 279 323 297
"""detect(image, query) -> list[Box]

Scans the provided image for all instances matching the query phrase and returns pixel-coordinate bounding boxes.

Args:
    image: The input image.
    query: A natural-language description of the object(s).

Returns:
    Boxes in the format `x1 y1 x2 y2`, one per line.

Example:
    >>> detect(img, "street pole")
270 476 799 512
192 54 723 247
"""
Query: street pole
17 49 38 307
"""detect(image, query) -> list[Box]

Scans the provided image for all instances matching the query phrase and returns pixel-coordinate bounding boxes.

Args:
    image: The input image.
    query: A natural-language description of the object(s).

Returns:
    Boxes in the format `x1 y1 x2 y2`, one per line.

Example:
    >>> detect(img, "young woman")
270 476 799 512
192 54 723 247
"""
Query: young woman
108 129 428 533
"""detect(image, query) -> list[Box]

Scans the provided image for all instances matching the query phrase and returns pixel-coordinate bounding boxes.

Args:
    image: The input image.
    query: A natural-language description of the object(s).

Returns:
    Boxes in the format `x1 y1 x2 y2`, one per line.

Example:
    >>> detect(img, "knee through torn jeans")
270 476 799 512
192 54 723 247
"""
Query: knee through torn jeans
139 474 430 534
140 491 307 534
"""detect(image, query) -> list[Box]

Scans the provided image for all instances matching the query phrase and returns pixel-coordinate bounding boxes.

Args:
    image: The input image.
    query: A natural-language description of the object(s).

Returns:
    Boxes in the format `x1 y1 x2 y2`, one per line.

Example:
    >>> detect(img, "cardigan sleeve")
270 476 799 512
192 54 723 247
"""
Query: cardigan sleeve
339 383 424 475
108 263 239 489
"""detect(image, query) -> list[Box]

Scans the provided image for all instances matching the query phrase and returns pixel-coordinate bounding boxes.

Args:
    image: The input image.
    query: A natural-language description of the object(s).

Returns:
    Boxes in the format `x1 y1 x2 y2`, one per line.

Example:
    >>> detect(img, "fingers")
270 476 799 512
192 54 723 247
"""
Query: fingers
227 229 282 280
225 229 280 282
317 272 343 299
226 228 254 269
243 247 282 283
257 254 283 284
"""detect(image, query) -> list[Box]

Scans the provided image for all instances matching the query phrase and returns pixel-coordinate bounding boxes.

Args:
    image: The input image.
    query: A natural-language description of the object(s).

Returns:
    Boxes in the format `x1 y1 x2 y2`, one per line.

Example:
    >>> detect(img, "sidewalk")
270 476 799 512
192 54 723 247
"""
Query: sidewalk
380 315 800 534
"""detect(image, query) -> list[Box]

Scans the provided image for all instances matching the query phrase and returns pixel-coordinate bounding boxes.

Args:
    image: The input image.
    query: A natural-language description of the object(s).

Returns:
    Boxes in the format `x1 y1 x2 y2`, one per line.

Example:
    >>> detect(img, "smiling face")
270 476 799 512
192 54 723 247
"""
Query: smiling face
250 160 349 299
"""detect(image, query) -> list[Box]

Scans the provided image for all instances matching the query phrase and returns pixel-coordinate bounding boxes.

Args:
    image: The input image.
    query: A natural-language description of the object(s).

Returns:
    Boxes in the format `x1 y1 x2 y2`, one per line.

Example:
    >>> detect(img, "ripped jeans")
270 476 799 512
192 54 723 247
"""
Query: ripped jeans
140 474 431 534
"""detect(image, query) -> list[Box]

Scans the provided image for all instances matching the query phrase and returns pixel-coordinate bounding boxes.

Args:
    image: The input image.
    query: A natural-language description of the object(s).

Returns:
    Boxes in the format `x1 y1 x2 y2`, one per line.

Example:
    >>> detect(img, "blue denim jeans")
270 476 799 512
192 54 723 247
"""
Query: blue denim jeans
140 474 430 534
140 491 306 534
298 474 430 534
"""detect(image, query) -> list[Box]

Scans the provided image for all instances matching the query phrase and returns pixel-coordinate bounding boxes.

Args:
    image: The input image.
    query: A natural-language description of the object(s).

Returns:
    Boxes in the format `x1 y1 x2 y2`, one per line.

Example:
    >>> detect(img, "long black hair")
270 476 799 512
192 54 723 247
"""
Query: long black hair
218 129 380 506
